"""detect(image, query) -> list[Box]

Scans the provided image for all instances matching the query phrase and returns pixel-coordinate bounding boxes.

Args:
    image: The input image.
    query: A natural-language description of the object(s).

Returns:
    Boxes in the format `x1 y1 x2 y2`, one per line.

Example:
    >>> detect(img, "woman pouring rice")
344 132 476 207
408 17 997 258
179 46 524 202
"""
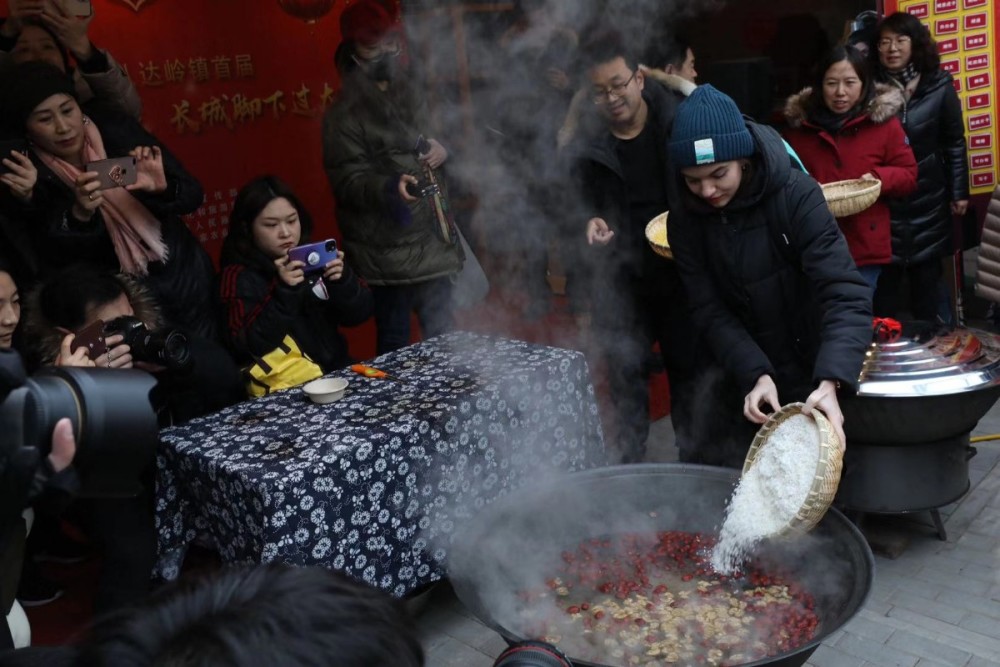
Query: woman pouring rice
666 85 872 466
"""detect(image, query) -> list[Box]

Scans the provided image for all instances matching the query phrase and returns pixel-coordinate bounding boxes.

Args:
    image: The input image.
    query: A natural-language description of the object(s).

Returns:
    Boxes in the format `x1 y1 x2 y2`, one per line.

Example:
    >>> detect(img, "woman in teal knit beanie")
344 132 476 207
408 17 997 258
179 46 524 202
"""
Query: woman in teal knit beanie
665 85 871 462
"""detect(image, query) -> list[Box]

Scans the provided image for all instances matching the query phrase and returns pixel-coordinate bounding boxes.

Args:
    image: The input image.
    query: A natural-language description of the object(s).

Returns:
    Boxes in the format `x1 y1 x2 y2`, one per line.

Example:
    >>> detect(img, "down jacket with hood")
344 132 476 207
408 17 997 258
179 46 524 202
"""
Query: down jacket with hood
783 84 918 267
322 64 463 287
877 68 968 264
667 120 873 395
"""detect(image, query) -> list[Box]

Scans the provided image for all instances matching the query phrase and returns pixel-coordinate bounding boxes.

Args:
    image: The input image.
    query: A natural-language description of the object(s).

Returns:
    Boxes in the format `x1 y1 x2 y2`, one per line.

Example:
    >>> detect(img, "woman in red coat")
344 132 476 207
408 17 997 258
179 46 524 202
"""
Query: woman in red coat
784 45 918 292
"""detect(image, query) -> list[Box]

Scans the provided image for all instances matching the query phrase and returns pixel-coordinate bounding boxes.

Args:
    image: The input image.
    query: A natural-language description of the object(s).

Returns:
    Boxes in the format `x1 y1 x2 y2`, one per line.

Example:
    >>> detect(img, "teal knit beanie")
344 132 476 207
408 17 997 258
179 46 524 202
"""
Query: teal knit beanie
668 84 754 168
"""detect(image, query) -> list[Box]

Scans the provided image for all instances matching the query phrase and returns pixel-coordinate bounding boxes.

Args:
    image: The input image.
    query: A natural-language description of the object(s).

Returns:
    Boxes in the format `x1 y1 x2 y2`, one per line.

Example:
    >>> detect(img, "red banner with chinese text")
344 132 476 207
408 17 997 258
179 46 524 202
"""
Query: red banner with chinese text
1 0 347 262
885 0 1000 195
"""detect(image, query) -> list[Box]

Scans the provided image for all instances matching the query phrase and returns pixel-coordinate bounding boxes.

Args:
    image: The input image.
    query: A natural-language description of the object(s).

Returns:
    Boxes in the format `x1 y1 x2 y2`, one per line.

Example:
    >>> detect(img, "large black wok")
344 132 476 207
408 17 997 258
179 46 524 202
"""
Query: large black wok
448 464 874 667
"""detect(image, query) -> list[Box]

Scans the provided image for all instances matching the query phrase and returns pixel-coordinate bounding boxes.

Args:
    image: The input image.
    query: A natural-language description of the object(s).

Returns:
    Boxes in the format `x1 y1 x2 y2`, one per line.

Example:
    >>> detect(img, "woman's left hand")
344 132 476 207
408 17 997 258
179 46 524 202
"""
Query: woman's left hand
0 150 37 201
804 379 846 447
54 333 95 368
951 199 969 217
128 146 168 194
322 252 345 282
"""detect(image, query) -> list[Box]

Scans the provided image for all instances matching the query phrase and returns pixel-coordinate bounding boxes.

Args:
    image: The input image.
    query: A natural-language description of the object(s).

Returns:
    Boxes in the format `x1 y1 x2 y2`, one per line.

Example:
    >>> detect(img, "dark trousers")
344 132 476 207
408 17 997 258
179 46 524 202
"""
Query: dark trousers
874 259 943 322
593 267 699 463
372 278 455 355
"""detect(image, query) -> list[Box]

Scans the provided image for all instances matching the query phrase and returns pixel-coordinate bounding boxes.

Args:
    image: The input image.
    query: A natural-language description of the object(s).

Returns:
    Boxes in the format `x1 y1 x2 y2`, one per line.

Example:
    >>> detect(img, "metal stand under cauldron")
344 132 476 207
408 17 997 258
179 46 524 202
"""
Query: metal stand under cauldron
837 323 1000 541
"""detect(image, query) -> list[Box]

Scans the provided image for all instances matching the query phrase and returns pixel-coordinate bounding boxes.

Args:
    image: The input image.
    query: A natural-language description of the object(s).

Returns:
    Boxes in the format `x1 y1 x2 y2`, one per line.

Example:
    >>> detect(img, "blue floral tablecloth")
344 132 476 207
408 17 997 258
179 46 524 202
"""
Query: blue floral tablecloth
155 332 606 596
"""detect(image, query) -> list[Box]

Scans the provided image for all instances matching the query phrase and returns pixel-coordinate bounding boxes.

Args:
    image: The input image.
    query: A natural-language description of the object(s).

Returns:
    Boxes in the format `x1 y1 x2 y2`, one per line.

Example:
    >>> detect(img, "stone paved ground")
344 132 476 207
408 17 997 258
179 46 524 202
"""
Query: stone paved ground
416 405 1000 667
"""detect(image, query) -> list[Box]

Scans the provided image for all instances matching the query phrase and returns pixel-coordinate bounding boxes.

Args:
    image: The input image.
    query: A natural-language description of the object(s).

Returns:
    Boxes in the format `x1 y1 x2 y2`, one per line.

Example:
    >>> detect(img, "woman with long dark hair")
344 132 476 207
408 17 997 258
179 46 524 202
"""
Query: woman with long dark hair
219 176 372 395
869 12 968 321
784 45 917 292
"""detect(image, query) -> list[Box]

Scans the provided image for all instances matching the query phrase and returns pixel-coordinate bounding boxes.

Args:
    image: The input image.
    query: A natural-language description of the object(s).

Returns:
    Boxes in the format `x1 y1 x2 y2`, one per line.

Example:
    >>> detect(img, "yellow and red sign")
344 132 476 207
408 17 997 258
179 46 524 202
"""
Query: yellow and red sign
887 0 999 194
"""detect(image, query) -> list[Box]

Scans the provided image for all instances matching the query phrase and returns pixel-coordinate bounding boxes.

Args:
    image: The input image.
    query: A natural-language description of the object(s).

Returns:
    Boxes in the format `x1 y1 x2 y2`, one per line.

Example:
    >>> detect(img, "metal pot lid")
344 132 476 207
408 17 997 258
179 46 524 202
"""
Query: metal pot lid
857 321 1000 397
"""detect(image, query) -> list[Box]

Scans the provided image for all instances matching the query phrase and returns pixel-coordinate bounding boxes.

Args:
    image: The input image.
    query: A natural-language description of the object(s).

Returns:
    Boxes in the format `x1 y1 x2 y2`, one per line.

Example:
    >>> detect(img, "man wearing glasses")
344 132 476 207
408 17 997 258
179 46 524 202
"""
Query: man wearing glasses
568 29 700 464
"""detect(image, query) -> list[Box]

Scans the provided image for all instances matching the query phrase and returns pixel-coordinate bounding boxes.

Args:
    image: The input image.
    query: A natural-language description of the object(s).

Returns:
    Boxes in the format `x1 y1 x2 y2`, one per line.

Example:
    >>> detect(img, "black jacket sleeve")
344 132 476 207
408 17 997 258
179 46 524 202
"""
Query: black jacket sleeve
322 264 373 328
668 204 777 391
219 265 308 359
785 172 873 390
939 81 969 202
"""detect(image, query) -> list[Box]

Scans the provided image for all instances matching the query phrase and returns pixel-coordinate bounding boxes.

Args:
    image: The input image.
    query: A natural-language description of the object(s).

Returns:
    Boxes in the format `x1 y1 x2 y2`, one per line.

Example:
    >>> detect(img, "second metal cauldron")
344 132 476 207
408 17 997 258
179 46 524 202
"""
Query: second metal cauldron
837 324 1000 524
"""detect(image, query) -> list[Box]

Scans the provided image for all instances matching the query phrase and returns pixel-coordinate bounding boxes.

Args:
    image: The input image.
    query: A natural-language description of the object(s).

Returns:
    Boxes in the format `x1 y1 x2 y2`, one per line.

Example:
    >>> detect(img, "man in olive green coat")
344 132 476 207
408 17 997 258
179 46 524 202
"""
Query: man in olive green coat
323 0 463 354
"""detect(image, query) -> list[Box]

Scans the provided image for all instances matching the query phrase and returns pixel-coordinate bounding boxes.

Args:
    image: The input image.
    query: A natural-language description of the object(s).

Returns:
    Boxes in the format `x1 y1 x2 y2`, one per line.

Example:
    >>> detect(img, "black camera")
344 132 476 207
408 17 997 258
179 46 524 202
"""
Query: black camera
0 348 158 499
405 178 439 199
104 316 191 371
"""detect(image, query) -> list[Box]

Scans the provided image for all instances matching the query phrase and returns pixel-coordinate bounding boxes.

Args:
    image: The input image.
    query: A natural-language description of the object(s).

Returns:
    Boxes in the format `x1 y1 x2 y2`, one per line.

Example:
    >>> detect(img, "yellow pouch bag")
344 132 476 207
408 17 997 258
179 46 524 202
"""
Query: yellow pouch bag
245 334 323 398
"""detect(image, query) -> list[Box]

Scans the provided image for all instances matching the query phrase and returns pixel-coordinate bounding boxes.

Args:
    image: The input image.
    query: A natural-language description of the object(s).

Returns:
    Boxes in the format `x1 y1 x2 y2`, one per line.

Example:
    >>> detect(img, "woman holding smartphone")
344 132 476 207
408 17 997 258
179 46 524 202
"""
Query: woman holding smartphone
0 61 217 341
219 176 373 395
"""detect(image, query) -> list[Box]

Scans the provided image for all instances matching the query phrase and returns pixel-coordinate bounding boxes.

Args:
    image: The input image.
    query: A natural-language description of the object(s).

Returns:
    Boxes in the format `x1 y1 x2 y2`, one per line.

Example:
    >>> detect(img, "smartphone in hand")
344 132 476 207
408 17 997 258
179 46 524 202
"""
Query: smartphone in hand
70 319 107 358
61 0 93 17
85 156 138 190
288 239 338 274
0 139 29 175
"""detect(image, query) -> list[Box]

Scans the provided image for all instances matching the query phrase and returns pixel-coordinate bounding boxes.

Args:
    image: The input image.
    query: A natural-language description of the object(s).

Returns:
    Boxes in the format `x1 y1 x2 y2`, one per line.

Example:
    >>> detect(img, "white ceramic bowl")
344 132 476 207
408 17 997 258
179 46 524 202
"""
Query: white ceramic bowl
302 377 349 404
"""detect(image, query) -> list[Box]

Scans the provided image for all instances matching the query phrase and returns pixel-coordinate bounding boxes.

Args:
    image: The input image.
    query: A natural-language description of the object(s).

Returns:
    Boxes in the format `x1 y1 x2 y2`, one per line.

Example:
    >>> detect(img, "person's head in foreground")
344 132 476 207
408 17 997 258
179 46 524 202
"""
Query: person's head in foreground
75 564 425 667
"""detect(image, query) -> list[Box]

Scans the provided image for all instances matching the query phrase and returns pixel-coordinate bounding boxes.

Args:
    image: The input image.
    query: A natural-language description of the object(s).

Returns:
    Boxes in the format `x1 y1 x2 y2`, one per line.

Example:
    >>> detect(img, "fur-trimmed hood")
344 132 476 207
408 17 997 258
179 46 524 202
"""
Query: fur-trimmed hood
24 274 163 366
783 83 904 128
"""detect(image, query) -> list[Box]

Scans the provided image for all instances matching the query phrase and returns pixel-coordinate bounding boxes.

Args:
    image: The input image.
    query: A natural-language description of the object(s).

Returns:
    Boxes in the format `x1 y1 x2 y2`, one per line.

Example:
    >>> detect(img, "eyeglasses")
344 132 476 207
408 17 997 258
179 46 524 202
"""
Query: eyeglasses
877 36 911 51
591 71 636 104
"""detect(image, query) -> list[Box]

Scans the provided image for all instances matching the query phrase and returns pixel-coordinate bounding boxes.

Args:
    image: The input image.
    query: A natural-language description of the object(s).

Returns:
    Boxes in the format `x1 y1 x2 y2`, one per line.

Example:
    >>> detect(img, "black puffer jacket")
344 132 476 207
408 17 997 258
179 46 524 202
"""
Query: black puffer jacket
2 105 218 340
218 243 373 375
668 121 872 394
880 68 968 264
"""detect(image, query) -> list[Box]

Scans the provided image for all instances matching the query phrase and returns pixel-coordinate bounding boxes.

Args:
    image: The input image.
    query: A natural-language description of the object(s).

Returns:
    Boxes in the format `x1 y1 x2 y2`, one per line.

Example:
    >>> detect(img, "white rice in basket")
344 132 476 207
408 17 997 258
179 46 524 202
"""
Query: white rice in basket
711 413 820 574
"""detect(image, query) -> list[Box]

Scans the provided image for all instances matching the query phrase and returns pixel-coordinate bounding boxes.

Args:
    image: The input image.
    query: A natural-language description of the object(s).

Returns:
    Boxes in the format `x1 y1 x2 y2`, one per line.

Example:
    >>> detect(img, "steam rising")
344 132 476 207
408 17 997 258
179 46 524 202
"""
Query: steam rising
438 468 871 665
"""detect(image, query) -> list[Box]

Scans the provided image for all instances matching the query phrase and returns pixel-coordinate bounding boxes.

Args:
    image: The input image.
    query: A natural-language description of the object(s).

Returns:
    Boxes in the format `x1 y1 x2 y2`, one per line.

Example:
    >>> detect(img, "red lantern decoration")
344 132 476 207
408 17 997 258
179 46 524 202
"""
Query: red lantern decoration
277 0 337 23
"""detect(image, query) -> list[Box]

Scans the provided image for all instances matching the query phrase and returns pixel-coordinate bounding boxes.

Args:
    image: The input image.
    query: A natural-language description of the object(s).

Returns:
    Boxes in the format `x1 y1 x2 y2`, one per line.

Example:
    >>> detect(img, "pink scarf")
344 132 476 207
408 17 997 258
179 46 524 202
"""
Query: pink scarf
34 117 168 275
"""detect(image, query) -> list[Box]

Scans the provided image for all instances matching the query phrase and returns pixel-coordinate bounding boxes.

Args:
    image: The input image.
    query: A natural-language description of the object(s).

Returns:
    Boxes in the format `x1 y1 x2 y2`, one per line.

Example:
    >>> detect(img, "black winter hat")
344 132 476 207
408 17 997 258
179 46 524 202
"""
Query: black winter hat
2 61 77 131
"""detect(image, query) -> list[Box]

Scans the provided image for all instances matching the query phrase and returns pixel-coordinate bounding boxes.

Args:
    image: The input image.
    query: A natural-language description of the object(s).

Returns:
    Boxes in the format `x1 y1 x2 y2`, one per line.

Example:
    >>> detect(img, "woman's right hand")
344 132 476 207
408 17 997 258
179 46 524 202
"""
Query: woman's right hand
744 374 780 424
586 217 615 245
72 171 103 220
54 333 95 368
275 255 306 287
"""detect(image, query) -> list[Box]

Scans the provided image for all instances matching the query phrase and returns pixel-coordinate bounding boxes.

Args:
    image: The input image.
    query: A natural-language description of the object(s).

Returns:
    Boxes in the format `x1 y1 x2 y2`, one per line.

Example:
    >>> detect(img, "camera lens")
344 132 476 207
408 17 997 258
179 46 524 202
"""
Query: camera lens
493 641 573 667
0 351 158 497
147 330 192 370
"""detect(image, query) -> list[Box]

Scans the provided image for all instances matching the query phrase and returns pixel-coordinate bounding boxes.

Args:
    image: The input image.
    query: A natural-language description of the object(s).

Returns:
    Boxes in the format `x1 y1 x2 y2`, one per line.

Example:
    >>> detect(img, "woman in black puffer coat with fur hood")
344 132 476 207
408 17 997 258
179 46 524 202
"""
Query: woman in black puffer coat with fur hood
869 12 968 322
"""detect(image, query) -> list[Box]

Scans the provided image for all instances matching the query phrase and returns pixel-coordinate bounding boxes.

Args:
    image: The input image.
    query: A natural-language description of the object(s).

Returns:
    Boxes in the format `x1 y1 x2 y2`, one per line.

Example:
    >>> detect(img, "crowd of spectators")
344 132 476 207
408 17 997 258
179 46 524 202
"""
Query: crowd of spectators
0 0 975 662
